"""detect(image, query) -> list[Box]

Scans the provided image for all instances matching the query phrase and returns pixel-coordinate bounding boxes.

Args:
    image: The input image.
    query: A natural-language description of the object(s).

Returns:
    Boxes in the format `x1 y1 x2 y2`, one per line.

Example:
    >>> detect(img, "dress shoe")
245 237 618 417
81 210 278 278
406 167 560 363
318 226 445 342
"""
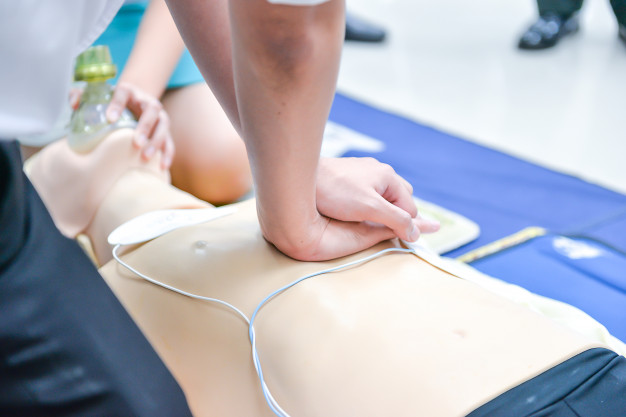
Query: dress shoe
345 12 386 43
518 13 579 50
619 23 626 46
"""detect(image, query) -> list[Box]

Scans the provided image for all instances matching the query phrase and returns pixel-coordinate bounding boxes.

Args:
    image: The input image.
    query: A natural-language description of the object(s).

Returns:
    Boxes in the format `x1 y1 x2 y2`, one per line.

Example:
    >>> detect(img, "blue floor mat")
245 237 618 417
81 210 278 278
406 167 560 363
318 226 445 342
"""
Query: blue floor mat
470 234 626 341
329 93 626 258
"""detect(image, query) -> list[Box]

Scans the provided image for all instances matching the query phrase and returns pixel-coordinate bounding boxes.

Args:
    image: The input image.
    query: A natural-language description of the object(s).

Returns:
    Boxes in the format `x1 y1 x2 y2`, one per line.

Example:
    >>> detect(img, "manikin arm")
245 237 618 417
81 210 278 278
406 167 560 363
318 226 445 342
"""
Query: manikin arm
165 0 437 260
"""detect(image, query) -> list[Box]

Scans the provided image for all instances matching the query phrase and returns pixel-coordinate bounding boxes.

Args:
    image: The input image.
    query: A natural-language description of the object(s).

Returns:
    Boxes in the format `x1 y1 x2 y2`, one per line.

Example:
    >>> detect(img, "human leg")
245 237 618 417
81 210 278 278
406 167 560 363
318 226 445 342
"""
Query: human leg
162 83 252 205
344 12 386 43
537 0 584 17
610 0 626 45
518 0 582 49
0 141 192 416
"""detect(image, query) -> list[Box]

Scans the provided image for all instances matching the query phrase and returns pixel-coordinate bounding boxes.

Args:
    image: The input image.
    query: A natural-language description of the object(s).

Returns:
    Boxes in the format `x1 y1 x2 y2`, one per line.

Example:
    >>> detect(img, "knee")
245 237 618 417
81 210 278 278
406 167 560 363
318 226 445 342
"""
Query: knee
171 132 252 205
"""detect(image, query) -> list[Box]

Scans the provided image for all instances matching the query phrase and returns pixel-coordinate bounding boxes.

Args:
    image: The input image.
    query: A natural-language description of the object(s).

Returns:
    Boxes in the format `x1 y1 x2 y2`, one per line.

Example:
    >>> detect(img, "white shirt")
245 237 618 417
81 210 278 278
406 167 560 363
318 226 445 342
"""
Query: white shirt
0 0 124 141
0 0 330 142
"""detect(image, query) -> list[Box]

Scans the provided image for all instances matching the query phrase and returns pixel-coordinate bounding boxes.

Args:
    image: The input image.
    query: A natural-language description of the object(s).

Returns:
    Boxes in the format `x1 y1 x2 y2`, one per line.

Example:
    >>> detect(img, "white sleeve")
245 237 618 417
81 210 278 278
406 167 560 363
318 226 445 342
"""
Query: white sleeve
0 0 122 141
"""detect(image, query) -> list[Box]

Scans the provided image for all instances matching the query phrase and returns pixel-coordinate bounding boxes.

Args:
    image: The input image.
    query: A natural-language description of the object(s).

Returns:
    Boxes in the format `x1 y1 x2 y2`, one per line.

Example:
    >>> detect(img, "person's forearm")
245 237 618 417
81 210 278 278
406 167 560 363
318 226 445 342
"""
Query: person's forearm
119 0 185 98
164 0 240 131
167 0 345 256
229 0 345 254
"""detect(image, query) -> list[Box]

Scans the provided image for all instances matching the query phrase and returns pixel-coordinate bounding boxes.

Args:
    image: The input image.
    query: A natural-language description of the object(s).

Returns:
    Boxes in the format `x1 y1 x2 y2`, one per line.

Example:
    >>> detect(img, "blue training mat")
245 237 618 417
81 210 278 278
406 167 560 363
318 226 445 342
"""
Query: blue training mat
470 234 626 342
328 93 626 258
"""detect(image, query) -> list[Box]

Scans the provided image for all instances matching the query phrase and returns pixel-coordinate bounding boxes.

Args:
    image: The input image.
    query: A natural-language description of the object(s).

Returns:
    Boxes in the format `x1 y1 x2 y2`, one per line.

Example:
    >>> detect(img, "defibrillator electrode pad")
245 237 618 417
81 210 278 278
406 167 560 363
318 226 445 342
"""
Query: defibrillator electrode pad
107 206 237 246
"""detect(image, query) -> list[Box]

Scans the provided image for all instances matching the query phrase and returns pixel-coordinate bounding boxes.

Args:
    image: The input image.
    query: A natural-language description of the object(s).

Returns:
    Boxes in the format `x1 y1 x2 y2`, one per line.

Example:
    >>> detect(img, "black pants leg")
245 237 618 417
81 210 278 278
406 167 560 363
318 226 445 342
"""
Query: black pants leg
0 141 192 417
610 0 626 25
537 0 584 17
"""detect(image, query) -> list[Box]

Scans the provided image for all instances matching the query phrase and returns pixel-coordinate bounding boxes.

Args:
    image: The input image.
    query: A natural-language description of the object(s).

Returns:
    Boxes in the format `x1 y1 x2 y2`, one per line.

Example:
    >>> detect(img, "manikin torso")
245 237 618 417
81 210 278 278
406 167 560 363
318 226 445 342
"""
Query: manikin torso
99 199 601 417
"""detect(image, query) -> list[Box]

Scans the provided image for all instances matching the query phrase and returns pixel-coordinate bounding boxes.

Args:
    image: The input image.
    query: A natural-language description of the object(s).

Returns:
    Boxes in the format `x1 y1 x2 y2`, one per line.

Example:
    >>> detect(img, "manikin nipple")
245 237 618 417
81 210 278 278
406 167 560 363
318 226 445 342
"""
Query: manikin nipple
193 240 210 255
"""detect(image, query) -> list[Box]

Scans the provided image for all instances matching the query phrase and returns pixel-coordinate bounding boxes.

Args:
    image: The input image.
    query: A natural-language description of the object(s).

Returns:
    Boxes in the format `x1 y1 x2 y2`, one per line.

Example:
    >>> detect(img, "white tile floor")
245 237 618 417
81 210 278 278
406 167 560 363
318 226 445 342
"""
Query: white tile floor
339 0 626 194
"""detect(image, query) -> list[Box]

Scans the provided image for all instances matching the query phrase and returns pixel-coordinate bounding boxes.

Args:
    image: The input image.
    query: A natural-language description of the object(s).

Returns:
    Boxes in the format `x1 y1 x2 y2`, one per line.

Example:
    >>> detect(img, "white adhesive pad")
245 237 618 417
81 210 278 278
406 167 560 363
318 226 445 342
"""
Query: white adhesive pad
108 206 237 246
402 240 441 265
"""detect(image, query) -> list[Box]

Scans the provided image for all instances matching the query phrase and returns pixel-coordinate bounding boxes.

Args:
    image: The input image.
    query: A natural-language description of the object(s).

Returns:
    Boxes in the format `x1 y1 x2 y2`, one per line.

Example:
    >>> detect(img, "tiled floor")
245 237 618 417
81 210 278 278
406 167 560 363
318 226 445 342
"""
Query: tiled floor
338 0 626 194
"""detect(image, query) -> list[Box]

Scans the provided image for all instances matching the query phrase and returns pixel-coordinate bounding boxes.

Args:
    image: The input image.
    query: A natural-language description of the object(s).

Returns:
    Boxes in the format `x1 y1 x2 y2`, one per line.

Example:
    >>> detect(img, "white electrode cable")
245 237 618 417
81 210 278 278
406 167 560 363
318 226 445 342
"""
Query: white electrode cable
112 243 417 416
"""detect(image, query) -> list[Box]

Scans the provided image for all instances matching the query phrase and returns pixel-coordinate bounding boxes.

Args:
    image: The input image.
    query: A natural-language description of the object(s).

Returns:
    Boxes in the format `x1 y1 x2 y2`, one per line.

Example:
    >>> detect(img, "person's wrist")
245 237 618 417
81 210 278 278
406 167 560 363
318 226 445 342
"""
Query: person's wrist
117 76 163 100
257 201 327 261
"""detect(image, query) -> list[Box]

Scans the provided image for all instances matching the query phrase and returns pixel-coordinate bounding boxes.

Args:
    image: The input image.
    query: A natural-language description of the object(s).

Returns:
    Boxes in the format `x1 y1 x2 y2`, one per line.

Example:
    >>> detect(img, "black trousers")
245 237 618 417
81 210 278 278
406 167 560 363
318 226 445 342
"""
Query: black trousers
0 141 192 416
537 0 626 25
467 348 626 416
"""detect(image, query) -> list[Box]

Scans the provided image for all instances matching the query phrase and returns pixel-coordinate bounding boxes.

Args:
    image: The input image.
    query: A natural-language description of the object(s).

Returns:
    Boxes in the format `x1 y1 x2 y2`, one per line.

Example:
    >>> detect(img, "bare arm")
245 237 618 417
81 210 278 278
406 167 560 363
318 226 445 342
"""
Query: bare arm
166 0 343 258
164 0 239 130
166 0 436 260
118 0 185 98
228 0 347 258
104 0 186 168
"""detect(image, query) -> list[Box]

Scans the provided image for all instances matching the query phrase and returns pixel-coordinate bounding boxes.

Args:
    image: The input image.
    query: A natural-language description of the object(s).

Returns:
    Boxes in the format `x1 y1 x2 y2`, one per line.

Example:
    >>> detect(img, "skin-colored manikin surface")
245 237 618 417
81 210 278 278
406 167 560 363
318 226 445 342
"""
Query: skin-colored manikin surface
99 199 603 417
26 130 606 416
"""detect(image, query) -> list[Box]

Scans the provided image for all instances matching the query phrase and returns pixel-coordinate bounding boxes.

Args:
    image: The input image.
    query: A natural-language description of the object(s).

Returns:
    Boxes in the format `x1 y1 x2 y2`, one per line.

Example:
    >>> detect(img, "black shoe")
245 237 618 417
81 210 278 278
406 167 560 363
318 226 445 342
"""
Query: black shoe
518 13 579 50
345 12 386 43
619 24 626 45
